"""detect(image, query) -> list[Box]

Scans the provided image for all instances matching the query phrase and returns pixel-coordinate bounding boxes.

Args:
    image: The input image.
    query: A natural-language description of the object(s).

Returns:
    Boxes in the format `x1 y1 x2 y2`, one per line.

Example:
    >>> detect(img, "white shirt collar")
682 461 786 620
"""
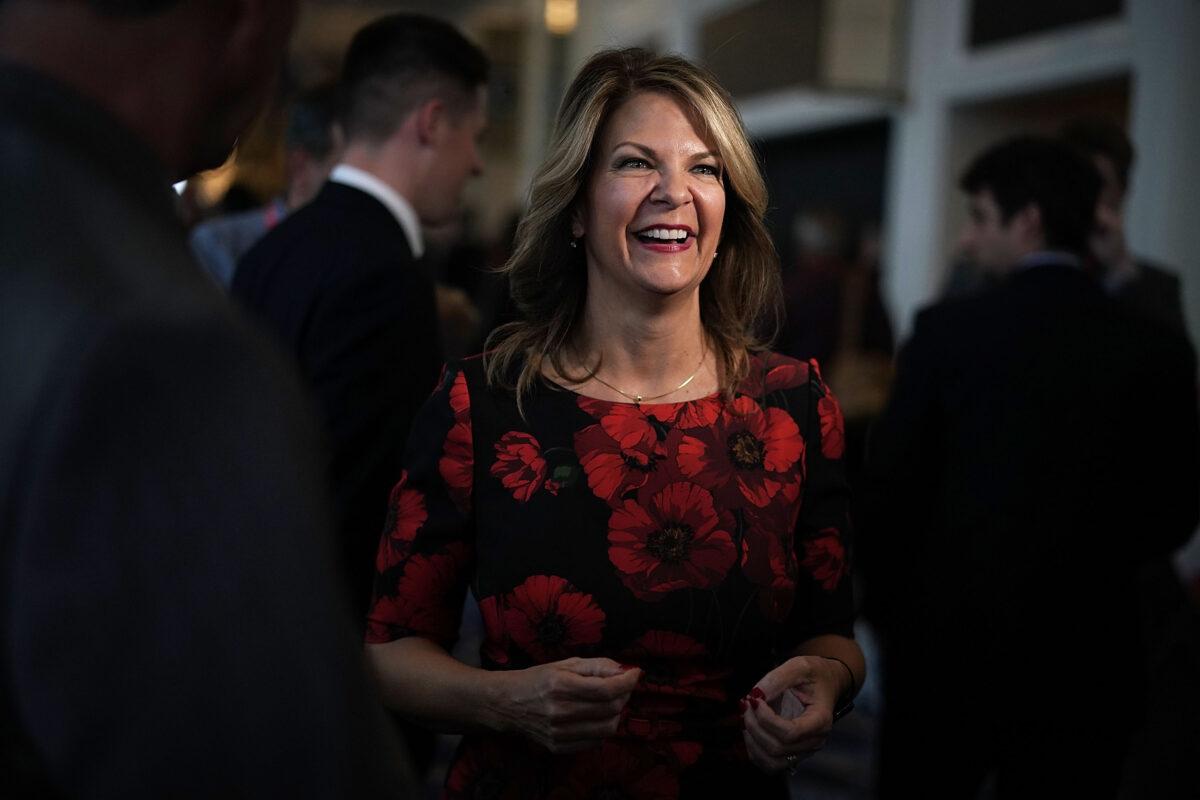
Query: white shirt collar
328 164 424 258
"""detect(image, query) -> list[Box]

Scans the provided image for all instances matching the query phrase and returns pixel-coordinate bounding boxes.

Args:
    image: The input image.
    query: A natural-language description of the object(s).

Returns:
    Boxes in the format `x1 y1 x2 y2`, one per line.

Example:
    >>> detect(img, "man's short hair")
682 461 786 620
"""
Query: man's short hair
286 84 338 160
959 135 1101 255
338 13 489 144
1060 117 1135 194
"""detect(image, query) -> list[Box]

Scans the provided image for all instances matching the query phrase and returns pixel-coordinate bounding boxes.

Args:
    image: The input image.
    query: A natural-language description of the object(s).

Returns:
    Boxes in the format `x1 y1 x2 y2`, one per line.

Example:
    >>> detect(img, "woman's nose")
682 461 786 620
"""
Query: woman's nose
650 168 690 207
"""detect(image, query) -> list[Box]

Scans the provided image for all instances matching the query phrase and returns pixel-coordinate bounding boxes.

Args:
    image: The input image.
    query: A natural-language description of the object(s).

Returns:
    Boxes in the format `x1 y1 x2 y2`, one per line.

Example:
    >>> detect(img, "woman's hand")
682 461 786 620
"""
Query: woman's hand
740 655 848 773
492 657 641 754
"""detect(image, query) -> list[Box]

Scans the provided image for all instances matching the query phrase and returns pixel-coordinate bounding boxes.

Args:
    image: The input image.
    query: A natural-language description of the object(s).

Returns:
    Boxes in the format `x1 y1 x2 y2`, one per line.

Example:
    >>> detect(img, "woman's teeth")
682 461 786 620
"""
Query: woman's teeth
637 229 690 242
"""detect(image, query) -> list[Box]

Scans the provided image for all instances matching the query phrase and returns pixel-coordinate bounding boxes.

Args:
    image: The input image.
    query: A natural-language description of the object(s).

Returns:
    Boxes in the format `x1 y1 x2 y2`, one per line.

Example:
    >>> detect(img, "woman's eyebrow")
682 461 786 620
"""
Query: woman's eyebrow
611 141 656 157
611 141 721 162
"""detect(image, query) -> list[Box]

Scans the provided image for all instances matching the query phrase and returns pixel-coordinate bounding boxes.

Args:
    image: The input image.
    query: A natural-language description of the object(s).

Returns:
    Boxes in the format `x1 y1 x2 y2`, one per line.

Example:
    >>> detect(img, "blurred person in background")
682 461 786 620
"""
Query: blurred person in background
191 82 342 288
779 210 894 488
0 0 411 795
859 135 1198 798
364 47 864 799
1061 117 1188 335
1063 115 1200 800
233 13 489 622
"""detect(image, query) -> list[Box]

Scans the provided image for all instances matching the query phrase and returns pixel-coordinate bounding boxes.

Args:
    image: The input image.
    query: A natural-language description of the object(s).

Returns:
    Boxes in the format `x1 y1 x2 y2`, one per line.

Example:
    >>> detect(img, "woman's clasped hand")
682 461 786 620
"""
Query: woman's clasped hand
493 657 641 754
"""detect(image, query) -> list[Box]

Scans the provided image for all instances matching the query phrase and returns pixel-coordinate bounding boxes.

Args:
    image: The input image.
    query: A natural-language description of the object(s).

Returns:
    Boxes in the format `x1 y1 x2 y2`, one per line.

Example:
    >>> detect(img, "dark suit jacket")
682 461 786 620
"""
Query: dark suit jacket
0 64 410 796
1115 259 1188 336
233 182 442 618
860 263 1199 679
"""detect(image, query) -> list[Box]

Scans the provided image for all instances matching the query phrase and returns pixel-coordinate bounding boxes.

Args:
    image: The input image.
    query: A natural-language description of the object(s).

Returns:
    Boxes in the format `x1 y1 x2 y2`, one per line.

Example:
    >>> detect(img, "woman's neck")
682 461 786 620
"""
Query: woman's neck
566 286 716 402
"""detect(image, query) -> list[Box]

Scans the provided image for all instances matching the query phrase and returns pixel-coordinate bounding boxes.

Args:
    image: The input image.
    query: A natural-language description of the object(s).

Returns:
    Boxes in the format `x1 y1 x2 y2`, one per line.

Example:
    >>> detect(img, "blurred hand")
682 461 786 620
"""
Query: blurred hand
740 656 845 774
495 657 640 754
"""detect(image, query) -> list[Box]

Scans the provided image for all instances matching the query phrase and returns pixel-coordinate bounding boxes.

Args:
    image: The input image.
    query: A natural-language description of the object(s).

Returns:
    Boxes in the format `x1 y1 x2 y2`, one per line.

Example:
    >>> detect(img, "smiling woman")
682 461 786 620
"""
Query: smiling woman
486 48 781 411
364 48 865 799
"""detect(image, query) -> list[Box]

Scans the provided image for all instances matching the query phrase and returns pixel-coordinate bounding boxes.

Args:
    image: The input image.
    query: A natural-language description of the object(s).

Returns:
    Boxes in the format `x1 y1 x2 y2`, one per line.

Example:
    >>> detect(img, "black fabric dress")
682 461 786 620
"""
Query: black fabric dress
367 352 855 799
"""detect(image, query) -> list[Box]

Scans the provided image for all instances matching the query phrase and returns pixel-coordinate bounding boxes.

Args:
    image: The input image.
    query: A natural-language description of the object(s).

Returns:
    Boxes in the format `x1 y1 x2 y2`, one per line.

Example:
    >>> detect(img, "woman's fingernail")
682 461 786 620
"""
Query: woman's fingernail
738 699 748 713
751 687 766 700
618 664 636 672
749 697 760 709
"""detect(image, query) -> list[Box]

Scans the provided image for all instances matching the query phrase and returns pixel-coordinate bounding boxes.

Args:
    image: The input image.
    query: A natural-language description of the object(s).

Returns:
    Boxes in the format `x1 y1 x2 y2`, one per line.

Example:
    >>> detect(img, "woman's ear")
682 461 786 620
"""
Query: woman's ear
570 206 585 239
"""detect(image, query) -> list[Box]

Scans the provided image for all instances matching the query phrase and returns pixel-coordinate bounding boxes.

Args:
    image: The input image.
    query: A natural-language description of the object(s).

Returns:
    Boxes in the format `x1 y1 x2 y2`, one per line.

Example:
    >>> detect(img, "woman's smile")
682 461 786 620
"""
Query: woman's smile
632 224 695 252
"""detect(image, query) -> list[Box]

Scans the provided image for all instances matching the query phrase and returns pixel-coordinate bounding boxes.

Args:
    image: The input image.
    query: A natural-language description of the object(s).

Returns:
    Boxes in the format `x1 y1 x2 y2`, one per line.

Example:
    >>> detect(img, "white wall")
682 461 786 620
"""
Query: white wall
1127 0 1200 345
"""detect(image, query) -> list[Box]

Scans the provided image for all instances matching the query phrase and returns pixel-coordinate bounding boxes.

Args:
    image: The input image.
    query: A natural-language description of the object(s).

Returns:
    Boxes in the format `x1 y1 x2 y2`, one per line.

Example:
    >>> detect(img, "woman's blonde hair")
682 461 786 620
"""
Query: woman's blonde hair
484 48 781 409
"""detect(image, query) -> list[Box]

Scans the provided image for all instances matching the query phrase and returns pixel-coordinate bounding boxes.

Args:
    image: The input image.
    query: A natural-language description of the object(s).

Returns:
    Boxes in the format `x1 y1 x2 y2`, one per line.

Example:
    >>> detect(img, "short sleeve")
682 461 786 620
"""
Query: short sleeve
365 362 476 648
787 359 855 644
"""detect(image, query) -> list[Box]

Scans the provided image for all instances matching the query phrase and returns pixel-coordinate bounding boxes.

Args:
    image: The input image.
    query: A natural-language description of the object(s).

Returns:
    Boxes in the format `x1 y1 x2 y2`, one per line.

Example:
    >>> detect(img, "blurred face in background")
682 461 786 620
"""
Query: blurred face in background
576 91 726 303
1088 154 1129 271
958 189 1034 275
417 85 487 225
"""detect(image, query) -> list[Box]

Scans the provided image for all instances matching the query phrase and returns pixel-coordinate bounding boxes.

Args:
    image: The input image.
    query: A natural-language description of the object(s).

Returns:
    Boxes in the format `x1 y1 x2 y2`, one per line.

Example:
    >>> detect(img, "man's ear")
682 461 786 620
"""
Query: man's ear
415 98 447 147
1012 202 1044 247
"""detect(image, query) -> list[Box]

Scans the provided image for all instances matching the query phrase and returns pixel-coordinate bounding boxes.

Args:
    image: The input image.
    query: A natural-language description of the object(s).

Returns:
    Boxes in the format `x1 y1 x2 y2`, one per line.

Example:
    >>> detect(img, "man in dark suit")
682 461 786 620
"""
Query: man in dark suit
234 14 489 620
859 137 1199 798
0 0 411 796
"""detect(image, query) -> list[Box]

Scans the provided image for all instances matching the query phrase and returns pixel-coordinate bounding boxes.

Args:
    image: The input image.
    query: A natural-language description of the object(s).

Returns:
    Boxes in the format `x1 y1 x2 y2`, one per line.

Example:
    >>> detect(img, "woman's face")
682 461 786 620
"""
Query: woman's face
576 91 726 303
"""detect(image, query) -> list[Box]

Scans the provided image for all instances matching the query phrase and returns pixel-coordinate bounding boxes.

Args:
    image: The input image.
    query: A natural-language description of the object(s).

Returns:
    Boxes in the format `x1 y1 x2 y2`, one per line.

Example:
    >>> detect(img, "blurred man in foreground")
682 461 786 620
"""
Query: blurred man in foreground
0 1 410 795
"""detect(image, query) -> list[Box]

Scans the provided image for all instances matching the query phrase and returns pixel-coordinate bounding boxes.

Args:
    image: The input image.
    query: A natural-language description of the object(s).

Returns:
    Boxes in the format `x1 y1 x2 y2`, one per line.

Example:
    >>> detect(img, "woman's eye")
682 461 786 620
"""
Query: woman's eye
617 157 650 169
693 163 720 177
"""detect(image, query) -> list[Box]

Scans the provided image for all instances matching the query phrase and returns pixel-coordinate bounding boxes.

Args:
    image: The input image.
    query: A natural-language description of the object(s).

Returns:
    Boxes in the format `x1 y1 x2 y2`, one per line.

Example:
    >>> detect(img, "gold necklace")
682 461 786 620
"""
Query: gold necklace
590 346 708 404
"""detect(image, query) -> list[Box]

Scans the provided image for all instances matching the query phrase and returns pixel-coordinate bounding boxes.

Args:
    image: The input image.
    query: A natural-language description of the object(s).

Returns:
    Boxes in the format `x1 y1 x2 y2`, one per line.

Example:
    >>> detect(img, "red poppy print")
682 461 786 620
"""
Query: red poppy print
448 369 470 422
477 595 509 666
675 396 804 508
622 631 726 701
647 398 721 430
608 482 736 601
818 391 845 460
575 422 663 504
491 431 548 502
801 527 847 591
365 542 470 645
548 740 680 800
503 575 605 663
599 403 659 451
439 419 473 513
741 502 798 621
578 394 719 432
736 354 810 396
375 470 427 572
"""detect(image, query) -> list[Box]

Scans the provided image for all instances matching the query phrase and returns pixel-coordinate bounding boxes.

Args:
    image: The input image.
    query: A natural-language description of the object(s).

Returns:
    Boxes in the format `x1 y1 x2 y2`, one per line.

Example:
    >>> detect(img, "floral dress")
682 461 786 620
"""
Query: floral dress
366 352 854 799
